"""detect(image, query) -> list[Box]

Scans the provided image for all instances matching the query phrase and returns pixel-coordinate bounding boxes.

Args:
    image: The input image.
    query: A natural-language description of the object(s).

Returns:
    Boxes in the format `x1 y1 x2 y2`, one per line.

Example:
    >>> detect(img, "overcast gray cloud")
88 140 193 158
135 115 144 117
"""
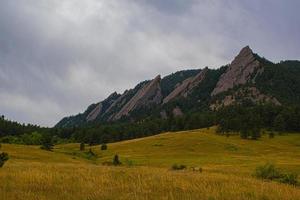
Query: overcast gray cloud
0 0 299 127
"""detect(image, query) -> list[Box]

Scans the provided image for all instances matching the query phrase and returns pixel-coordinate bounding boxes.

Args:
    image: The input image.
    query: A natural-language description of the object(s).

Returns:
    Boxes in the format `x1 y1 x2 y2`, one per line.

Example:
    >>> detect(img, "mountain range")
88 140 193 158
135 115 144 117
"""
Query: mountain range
56 46 300 128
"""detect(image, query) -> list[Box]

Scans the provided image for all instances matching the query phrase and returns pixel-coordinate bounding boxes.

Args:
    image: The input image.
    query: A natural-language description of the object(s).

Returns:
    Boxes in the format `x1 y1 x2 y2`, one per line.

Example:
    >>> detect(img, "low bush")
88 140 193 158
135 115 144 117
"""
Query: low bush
254 163 298 186
0 152 9 167
101 143 107 150
255 163 281 180
172 164 186 170
279 173 298 186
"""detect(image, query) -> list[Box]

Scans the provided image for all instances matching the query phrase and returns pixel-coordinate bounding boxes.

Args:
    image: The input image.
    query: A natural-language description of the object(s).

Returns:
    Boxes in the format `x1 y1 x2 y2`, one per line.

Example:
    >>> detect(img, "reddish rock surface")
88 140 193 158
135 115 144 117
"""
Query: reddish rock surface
113 75 162 120
211 46 261 96
163 67 208 104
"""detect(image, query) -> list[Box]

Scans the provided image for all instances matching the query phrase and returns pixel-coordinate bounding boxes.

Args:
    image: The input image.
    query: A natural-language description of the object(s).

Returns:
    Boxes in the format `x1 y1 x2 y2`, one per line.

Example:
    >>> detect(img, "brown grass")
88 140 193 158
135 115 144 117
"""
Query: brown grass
0 128 300 199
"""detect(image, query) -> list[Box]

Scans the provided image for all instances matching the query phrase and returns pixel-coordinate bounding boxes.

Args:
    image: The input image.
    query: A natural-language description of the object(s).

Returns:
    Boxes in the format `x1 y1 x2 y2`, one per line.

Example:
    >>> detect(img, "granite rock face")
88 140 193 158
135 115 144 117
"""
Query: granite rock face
86 103 102 121
211 46 261 96
163 67 208 104
113 75 162 120
85 92 120 121
210 87 281 110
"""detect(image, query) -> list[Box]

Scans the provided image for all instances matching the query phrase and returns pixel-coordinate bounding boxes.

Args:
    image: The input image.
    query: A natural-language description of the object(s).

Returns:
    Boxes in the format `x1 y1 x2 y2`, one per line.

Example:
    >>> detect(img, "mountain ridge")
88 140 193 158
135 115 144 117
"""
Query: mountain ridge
56 46 300 128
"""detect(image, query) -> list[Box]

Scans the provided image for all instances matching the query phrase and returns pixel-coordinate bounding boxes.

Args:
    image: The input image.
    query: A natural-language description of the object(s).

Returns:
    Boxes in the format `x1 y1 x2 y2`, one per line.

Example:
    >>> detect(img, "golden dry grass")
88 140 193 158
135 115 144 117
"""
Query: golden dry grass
0 128 300 200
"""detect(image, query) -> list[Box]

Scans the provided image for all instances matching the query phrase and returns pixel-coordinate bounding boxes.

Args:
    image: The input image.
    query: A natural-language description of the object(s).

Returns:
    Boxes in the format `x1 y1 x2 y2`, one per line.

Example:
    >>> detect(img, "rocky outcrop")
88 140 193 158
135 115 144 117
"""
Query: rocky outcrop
172 106 183 117
86 103 102 121
113 75 162 120
210 87 281 110
163 68 208 104
211 46 261 96
105 90 130 116
85 92 120 122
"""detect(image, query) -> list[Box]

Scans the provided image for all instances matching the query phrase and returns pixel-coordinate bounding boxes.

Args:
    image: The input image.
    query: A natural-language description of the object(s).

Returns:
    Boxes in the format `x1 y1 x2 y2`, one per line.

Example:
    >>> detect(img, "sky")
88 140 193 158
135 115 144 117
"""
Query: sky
0 0 299 127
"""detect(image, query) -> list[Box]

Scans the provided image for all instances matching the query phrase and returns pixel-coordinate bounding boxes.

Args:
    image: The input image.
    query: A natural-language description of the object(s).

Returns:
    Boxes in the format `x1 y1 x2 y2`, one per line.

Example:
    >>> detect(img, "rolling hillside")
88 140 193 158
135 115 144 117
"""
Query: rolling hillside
1 128 300 200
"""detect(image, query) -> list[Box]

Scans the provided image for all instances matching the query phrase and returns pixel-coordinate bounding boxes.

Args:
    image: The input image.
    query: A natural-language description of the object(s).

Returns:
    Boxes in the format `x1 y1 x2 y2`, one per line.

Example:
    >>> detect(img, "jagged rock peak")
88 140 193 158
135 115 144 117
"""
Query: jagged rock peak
112 75 162 120
163 67 208 104
86 91 120 122
211 46 260 96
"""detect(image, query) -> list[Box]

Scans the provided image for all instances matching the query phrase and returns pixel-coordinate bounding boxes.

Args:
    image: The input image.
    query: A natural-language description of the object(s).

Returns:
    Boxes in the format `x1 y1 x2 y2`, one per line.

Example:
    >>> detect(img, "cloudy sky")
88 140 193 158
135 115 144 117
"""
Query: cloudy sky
0 0 299 127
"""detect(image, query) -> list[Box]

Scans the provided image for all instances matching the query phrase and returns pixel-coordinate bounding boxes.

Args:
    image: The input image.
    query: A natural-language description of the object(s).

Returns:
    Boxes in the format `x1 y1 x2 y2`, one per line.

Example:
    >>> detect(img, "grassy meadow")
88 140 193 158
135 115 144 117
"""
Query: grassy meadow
1 128 300 200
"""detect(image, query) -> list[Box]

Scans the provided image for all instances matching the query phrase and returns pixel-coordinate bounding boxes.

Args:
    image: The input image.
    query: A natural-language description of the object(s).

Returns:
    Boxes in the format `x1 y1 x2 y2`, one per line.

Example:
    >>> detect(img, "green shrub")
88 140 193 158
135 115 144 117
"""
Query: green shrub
172 164 186 170
255 163 298 186
101 143 107 150
279 173 298 186
0 152 9 167
254 163 281 180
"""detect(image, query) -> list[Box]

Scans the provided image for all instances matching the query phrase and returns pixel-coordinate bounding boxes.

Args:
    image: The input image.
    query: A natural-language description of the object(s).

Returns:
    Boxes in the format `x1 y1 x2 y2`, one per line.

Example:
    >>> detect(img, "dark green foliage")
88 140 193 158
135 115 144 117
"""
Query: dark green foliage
113 154 121 166
256 60 300 105
172 164 186 170
217 104 300 138
80 143 85 151
255 163 281 180
254 163 298 186
40 134 54 151
279 173 298 186
101 143 107 150
0 152 9 167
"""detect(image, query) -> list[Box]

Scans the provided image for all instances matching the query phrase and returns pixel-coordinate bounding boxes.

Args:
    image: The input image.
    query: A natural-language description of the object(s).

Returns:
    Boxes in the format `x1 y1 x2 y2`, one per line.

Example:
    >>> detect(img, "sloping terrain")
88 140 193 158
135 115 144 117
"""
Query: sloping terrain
1 128 300 200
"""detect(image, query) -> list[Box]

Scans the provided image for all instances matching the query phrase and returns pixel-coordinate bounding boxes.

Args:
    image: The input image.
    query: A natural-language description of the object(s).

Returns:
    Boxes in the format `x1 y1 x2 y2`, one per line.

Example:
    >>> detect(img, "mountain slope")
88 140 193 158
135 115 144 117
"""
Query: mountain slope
2 129 300 200
56 46 300 128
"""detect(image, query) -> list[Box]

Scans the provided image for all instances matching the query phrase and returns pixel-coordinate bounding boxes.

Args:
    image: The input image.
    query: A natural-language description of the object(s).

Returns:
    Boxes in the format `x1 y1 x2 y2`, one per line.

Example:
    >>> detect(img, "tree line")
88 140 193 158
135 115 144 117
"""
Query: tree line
0 104 300 145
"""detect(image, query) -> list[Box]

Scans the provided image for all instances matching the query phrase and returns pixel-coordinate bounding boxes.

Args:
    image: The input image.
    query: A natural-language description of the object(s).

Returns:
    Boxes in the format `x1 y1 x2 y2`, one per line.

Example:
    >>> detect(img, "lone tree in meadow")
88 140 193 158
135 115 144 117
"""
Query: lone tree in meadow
0 152 9 168
80 143 85 151
101 143 107 150
113 154 121 166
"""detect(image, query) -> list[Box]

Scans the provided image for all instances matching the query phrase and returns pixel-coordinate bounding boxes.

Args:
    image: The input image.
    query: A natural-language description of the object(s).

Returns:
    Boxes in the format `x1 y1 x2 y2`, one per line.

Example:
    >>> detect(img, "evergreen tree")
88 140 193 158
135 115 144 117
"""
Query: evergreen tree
113 154 121 166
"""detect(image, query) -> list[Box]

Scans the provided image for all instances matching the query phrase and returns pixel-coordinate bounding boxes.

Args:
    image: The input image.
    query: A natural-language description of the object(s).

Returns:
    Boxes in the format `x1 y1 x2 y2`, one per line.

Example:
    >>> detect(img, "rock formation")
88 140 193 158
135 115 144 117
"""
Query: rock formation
211 46 261 96
85 92 120 122
210 87 281 110
113 75 162 120
86 103 102 121
163 67 208 104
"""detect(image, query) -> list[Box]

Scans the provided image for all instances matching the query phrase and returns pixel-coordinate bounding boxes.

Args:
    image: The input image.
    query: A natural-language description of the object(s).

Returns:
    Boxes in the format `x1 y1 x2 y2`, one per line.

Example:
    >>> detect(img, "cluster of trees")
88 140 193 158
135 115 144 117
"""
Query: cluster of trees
217 104 300 139
0 116 46 137
53 111 215 145
1 103 300 146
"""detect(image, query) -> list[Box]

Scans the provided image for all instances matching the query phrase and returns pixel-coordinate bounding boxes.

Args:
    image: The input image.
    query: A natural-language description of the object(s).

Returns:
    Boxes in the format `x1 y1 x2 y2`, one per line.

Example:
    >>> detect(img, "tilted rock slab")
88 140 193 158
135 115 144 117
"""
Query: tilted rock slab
113 75 162 120
163 67 208 104
211 46 261 96
86 103 103 121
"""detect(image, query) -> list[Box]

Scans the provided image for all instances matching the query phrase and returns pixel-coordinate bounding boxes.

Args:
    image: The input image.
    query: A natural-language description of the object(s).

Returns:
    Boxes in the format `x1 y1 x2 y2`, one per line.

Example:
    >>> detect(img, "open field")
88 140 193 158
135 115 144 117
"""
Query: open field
1 128 300 200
